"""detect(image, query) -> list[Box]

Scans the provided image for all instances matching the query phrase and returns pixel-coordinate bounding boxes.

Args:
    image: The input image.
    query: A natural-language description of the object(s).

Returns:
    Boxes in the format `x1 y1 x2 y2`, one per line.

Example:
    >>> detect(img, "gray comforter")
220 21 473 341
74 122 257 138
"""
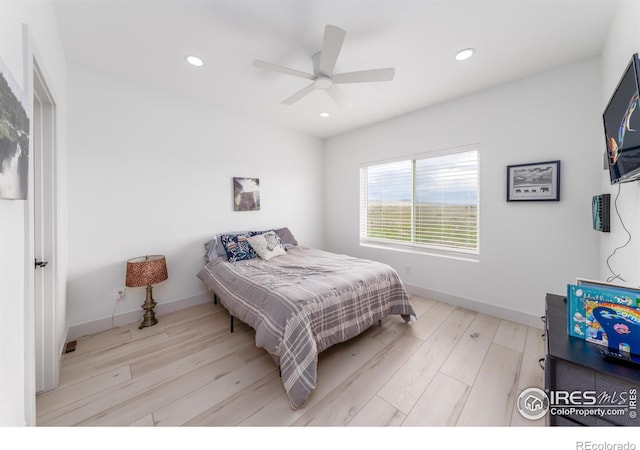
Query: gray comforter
196 246 416 409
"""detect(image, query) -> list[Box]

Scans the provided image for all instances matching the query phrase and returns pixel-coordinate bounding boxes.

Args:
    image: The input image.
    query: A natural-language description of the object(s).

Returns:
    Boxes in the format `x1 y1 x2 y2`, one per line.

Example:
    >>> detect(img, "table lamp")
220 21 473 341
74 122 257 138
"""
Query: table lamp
125 255 168 329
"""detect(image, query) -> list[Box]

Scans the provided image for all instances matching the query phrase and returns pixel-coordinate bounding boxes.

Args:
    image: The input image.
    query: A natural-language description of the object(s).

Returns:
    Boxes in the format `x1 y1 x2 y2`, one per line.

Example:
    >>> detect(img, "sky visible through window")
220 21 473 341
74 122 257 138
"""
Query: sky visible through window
367 151 478 205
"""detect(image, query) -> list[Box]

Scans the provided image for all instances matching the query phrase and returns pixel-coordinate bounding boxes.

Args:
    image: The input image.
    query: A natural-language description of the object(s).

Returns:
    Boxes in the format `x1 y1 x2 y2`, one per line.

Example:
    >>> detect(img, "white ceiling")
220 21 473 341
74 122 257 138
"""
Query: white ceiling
52 0 620 139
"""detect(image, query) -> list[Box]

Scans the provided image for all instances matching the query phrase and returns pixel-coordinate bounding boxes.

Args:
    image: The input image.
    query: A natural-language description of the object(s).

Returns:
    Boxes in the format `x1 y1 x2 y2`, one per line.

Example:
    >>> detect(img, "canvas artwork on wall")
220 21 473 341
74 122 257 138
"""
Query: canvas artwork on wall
0 56 30 200
233 177 260 211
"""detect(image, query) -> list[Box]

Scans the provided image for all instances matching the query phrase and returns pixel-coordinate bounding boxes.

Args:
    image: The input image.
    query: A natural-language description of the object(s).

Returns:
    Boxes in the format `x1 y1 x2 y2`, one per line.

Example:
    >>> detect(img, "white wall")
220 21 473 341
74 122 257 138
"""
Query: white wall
0 1 68 426
324 58 604 325
65 65 324 331
599 1 640 286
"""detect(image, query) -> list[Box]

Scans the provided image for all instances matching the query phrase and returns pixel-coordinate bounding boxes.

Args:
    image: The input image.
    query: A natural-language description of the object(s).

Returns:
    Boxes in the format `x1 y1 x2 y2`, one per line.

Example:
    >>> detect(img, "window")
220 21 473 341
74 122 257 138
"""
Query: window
360 147 479 255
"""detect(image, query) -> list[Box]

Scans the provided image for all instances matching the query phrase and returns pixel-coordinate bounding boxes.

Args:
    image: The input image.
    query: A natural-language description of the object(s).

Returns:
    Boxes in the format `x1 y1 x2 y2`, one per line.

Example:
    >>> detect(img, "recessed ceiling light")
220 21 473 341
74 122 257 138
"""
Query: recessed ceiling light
185 55 204 67
455 48 475 61
319 112 330 118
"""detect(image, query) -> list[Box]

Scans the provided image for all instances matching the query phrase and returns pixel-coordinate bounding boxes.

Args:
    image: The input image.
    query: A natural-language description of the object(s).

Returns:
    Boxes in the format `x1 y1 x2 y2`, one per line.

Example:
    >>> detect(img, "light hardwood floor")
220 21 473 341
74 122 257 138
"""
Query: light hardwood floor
36 296 546 427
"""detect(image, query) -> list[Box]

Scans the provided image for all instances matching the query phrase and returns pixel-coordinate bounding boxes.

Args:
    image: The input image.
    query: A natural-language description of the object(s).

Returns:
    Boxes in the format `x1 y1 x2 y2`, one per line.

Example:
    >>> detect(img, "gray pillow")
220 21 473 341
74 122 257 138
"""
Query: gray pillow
274 227 298 249
204 238 220 262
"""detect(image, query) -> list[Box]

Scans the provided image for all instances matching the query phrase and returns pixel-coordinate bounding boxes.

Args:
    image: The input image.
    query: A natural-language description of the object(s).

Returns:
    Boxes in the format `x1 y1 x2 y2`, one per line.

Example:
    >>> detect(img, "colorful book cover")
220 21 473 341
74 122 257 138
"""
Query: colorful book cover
567 283 640 354
585 300 640 353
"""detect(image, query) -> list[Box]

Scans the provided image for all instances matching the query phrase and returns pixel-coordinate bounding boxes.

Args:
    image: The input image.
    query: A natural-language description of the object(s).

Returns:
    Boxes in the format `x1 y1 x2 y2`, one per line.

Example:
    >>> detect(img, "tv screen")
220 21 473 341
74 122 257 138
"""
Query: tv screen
603 53 640 184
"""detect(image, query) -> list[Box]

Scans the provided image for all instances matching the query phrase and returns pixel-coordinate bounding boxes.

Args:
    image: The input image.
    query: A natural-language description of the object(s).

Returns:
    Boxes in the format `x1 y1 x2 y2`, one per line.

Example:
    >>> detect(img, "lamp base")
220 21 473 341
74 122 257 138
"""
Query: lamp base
139 285 158 329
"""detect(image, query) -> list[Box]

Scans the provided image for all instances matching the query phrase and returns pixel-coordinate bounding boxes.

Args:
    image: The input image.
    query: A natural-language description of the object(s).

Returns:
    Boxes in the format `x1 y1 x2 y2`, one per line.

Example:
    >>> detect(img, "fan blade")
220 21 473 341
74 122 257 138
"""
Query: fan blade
318 25 346 76
333 68 395 84
327 84 348 106
282 83 316 105
253 60 315 80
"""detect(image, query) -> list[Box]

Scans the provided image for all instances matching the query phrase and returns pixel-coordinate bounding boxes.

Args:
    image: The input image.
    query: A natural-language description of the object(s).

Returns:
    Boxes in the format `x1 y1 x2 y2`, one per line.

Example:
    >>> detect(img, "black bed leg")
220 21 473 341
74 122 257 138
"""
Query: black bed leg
230 315 234 333
279 366 282 378
213 293 218 305
379 319 382 325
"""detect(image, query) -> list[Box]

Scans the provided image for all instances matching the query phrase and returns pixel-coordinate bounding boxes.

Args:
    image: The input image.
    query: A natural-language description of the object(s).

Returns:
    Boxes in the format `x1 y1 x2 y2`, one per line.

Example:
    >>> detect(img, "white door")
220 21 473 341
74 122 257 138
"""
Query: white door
32 61 58 393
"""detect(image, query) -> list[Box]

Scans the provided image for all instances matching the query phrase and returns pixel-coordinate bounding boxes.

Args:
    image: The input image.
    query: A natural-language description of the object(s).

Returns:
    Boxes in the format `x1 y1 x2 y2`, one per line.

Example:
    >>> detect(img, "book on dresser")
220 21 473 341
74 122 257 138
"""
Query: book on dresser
567 282 640 352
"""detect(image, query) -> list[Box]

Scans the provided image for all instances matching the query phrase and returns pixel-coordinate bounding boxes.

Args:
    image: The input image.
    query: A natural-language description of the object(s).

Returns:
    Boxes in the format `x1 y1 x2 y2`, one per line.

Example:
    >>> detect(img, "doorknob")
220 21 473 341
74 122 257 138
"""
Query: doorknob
35 259 48 269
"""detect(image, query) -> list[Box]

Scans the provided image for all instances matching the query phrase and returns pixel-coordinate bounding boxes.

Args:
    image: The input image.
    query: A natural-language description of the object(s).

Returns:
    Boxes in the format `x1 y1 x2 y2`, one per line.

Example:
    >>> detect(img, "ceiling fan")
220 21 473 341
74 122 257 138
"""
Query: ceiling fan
253 25 395 106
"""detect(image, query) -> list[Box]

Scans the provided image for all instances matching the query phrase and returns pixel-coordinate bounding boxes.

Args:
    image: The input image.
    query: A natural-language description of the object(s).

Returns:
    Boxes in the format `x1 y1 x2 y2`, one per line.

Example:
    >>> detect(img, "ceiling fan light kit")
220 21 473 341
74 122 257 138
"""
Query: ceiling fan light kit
314 76 333 89
253 25 395 106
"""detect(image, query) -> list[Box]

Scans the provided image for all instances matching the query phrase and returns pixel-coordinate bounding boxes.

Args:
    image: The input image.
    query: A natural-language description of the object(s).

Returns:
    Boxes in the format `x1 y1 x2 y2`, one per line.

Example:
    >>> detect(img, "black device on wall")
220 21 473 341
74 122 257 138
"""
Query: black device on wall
592 194 610 232
603 53 640 184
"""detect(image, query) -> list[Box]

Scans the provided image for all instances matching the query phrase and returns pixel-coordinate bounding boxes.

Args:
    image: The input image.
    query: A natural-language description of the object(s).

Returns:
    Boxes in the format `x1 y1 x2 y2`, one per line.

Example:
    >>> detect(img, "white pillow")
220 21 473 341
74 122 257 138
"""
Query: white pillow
247 231 287 260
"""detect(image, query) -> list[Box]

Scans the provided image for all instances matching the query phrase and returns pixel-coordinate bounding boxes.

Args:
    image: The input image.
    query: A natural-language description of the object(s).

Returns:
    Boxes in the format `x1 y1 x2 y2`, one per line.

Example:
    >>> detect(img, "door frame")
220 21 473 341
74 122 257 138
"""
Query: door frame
23 24 61 425
32 58 58 394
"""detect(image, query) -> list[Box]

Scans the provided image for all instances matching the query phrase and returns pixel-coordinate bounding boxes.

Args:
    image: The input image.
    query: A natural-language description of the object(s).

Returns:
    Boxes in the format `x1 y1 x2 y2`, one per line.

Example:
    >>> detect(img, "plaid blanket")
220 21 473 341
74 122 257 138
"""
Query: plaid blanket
197 246 415 409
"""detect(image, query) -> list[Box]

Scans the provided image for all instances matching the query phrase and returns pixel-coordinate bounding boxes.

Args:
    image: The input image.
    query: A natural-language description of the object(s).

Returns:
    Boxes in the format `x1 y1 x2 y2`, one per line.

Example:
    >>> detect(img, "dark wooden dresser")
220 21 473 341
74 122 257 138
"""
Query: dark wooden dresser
544 293 640 426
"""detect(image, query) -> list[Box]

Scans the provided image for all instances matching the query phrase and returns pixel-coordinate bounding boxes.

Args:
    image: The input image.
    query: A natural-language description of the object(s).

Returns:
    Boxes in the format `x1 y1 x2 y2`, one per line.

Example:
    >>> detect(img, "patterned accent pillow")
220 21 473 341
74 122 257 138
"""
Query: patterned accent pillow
247 231 287 261
220 232 261 262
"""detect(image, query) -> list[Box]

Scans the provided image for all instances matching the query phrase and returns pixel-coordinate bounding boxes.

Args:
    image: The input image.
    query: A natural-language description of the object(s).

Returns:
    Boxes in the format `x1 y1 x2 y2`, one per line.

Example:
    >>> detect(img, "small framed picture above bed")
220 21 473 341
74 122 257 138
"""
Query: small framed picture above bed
233 177 260 211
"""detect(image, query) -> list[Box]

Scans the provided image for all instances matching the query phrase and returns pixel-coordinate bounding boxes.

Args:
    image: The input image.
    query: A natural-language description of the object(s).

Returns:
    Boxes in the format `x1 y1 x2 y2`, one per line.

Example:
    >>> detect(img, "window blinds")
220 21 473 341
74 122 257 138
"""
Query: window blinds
360 148 479 254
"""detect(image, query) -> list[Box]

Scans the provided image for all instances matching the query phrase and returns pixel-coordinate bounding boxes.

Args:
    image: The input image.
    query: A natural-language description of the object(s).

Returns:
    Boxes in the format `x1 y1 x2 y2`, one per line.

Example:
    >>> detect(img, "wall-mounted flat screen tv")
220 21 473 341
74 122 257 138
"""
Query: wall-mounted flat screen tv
603 53 640 184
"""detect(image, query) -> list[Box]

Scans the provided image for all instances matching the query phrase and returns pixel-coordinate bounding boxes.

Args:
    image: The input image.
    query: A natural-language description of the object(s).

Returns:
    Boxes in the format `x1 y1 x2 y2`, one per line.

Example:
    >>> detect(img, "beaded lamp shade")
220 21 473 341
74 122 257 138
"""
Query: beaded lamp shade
125 255 168 287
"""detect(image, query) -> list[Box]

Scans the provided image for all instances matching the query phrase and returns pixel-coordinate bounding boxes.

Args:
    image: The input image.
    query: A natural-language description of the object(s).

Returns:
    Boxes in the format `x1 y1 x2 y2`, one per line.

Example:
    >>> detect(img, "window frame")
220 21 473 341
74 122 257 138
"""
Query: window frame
359 145 480 258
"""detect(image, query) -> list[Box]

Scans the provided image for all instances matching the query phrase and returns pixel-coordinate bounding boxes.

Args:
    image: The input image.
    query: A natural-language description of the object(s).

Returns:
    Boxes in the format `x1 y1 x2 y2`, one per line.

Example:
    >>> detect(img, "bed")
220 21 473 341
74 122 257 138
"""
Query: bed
196 228 416 409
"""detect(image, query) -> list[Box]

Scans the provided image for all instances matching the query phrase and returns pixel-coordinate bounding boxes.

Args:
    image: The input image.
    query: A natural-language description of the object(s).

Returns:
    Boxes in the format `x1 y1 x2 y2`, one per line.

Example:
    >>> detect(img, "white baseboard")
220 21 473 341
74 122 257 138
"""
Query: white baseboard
66 293 213 342
65 287 542 342
404 284 543 329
